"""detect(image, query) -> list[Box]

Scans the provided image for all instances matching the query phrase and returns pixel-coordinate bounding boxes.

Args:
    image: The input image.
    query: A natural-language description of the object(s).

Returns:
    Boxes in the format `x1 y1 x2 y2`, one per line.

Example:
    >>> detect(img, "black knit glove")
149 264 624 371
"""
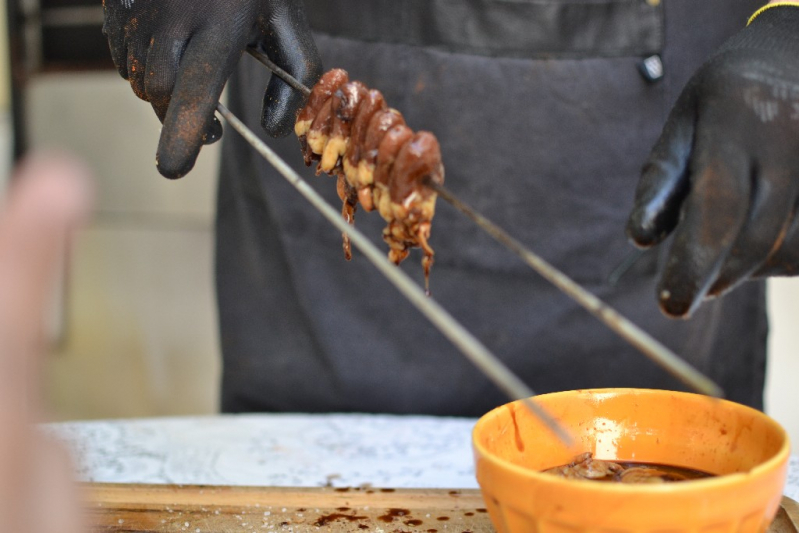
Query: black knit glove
626 4 799 318
102 0 322 179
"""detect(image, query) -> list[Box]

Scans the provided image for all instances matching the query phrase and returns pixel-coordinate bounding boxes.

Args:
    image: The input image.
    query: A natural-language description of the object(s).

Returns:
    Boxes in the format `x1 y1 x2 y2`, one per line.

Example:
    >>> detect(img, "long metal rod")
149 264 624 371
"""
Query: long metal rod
215 102 575 447
245 48 723 399
247 48 311 97
428 181 723 397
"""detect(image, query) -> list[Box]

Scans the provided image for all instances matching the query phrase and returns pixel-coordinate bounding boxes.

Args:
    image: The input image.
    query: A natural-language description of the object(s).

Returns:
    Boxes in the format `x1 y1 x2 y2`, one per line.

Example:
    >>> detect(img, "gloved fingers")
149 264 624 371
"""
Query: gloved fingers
707 166 797 296
103 21 128 79
657 139 751 318
144 35 182 123
101 8 128 80
627 87 697 248
144 34 222 145
156 31 243 179
258 2 323 137
126 36 150 102
754 201 799 278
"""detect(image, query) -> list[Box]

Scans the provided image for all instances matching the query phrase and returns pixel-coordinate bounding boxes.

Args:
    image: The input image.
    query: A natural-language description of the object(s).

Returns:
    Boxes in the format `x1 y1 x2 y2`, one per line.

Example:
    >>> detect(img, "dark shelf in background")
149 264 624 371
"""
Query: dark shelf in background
42 25 114 70
41 0 113 71
6 0 115 158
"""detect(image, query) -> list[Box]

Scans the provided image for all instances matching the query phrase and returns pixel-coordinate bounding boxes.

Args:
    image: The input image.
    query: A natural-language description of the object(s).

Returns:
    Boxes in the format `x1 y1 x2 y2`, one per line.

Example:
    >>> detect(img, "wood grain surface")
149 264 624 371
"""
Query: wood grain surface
84 483 494 532
83 483 799 533
772 496 799 533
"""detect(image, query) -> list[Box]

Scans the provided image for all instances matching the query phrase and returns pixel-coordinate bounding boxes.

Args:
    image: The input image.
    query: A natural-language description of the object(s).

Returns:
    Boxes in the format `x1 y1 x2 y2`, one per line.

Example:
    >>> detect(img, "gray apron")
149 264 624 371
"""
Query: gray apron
216 0 768 415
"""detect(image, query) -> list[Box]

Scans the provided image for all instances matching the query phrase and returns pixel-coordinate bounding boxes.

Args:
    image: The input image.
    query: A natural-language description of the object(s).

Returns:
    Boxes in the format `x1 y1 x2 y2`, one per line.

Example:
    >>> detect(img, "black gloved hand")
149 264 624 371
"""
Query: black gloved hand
626 4 799 318
102 0 322 179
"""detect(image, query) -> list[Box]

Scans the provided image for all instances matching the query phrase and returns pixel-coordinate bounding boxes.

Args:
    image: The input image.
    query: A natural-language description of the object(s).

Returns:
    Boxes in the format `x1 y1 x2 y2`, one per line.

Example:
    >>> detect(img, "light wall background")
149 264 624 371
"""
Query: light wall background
26 73 222 418
766 284 799 445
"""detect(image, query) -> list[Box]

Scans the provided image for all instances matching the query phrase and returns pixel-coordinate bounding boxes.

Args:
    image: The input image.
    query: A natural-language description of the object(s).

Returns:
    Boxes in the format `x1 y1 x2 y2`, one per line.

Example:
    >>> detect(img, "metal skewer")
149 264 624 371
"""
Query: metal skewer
215 101 575 448
248 48 311 98
427 181 722 397
244 47 724 399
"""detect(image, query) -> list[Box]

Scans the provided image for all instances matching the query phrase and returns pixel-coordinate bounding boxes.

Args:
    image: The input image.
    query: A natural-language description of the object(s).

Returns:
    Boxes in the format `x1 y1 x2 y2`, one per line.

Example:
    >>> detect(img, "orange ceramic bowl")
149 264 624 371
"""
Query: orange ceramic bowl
473 389 790 533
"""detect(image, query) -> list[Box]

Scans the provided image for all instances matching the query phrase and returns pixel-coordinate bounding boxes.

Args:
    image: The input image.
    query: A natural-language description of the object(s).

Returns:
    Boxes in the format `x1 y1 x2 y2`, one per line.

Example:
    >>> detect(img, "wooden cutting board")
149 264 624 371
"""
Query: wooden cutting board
773 496 799 533
84 483 799 533
84 483 494 532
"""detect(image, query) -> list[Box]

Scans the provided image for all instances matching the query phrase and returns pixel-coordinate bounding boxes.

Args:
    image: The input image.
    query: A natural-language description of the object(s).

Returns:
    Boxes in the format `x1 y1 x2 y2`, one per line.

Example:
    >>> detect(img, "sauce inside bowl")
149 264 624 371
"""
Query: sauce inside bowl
543 453 713 484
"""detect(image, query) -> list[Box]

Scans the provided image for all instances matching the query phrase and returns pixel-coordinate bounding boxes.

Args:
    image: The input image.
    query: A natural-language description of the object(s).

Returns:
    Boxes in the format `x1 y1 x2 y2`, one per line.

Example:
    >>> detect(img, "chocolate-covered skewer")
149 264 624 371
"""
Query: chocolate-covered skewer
216 99 575 448
243 46 723 399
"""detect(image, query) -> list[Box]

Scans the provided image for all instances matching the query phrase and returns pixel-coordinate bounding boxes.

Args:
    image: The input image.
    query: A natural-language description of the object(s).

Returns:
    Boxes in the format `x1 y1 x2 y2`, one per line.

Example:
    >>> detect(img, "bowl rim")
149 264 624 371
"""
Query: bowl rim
472 388 792 494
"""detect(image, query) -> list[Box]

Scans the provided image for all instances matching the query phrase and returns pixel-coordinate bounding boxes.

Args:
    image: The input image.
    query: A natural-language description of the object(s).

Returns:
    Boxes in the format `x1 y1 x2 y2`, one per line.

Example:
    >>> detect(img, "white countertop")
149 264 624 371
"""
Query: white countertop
48 414 799 499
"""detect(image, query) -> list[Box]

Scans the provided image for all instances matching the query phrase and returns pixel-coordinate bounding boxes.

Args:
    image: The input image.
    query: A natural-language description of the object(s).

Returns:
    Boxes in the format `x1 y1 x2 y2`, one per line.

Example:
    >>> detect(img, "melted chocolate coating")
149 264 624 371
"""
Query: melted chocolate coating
296 69 348 166
374 125 414 188
306 97 335 159
345 90 386 177
333 82 368 128
336 174 359 261
544 453 714 483
295 69 348 133
361 109 406 167
321 81 368 173
293 69 445 285
389 131 444 204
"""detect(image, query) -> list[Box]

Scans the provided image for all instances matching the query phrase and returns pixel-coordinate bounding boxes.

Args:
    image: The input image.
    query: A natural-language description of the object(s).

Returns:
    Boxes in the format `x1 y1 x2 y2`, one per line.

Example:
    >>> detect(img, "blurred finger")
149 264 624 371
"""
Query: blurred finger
708 166 797 296
657 137 751 318
156 32 242 179
627 87 697 248
0 153 91 530
29 437 85 533
0 154 93 354
259 2 323 137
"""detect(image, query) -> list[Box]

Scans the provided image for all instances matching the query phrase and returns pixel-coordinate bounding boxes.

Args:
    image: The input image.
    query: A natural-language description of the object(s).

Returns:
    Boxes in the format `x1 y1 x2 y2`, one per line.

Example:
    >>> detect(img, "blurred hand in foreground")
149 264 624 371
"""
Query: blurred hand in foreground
0 154 92 533
626 4 799 318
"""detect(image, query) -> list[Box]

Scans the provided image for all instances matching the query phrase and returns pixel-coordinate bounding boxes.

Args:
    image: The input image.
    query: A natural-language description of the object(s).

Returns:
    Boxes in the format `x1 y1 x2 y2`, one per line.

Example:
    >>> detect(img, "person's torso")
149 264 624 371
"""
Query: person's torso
216 0 768 416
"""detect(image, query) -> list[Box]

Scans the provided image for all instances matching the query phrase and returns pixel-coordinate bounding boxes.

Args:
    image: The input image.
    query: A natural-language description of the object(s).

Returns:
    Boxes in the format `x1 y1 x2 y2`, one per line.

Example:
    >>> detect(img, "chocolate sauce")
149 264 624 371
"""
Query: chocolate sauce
377 508 411 523
544 453 713 483
313 512 367 527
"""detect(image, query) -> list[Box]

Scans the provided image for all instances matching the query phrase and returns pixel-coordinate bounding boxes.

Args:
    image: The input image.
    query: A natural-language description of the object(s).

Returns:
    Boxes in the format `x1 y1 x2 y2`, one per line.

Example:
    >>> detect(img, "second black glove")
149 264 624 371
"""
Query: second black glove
626 4 799 318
